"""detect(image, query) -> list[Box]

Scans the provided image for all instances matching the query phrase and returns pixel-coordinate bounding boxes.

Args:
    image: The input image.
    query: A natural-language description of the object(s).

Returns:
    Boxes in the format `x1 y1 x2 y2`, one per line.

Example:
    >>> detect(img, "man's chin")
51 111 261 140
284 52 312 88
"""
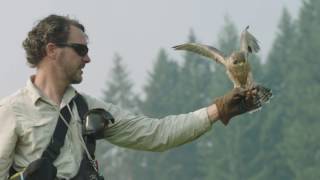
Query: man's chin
71 80 82 84
71 76 83 84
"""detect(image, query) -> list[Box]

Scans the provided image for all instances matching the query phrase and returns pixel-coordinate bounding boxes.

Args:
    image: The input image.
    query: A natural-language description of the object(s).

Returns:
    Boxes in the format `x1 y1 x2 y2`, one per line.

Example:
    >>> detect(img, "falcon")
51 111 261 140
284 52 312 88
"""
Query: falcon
173 26 272 104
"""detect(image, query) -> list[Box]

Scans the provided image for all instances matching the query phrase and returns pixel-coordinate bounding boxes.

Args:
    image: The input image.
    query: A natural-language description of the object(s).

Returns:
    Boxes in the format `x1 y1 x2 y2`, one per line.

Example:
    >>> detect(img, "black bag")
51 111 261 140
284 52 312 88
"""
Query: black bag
9 158 57 180
22 158 57 180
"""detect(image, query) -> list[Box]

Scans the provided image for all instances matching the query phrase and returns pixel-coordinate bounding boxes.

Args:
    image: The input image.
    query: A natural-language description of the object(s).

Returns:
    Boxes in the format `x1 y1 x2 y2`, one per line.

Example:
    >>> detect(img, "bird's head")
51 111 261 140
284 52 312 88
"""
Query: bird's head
230 52 246 65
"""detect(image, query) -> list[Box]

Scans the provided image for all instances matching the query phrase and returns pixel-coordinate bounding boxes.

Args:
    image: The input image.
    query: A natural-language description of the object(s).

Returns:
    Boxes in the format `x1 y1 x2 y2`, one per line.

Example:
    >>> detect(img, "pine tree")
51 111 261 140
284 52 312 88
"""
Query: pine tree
103 53 139 112
251 8 297 180
97 53 140 180
277 0 320 179
140 48 180 116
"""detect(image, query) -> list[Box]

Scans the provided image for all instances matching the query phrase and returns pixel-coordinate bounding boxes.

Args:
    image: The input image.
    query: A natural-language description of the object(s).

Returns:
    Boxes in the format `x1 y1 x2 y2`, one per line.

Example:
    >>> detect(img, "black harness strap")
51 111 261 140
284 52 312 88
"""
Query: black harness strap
73 95 96 158
71 95 103 180
41 98 75 162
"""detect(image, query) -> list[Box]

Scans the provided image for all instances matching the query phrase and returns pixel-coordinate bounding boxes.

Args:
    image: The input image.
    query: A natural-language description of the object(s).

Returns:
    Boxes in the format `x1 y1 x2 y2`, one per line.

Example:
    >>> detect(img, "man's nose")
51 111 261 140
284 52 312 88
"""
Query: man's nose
82 54 91 63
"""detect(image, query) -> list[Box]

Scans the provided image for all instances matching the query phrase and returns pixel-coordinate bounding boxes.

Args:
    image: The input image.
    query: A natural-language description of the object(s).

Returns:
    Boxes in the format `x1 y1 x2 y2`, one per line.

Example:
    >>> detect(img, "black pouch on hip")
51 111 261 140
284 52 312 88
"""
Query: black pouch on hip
23 158 57 180
9 158 57 180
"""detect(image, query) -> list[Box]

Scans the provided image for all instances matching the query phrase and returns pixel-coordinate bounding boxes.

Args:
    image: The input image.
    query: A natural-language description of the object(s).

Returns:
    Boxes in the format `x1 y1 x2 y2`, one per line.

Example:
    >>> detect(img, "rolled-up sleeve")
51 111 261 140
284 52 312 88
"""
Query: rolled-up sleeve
0 103 18 180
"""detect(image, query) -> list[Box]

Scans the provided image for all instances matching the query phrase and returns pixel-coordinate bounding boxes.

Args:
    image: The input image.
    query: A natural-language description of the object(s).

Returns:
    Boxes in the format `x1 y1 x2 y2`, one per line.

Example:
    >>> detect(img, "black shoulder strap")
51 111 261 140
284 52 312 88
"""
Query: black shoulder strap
73 94 96 159
73 93 88 121
41 95 80 162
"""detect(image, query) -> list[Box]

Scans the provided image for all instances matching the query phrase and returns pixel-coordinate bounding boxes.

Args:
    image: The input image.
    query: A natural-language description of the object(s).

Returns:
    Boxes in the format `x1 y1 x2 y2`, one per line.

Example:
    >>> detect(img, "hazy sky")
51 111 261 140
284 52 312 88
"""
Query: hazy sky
0 0 301 99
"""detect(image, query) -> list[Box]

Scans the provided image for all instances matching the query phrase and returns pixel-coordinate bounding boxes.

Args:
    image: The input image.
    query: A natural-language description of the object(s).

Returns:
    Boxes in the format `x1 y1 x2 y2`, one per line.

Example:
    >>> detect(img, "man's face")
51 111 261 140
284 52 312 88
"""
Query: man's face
58 25 91 84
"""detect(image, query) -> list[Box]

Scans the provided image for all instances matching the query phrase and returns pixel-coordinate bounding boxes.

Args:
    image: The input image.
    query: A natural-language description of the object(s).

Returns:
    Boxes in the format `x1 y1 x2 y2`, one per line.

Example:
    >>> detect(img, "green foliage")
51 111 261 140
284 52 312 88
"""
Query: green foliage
140 49 180 117
279 121 320 180
276 0 320 179
102 53 139 112
250 8 297 180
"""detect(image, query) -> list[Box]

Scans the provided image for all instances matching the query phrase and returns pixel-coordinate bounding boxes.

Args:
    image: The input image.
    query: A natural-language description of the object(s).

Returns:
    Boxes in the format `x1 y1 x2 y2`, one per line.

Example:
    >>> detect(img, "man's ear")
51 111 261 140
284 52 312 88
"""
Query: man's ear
46 43 58 60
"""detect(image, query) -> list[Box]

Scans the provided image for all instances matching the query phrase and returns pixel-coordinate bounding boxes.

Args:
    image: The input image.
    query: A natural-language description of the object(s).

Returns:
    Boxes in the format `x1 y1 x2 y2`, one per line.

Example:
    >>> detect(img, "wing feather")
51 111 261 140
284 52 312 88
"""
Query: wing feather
240 26 260 54
173 43 226 65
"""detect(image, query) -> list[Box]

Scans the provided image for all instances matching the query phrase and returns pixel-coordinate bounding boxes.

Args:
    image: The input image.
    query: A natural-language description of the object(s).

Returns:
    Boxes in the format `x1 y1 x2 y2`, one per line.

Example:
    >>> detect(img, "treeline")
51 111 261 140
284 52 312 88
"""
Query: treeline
96 0 320 179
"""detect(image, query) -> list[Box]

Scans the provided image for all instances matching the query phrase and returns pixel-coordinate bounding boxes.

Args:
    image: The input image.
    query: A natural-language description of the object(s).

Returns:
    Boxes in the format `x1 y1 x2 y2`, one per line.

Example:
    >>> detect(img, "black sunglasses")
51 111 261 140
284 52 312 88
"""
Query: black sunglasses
55 43 89 57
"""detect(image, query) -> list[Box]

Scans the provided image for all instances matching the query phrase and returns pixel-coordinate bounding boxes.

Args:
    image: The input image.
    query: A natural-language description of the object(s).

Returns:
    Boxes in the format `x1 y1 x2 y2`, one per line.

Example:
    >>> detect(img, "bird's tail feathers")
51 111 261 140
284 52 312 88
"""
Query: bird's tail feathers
256 85 272 104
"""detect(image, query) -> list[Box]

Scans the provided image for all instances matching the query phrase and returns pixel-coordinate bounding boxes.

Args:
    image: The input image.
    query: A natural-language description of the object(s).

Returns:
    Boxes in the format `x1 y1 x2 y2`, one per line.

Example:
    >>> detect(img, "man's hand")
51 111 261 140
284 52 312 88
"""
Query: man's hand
213 87 261 125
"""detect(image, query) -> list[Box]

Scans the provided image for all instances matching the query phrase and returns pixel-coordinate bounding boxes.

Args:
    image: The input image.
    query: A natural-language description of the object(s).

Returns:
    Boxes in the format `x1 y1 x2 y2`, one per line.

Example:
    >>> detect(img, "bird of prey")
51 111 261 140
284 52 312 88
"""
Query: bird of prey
173 26 272 104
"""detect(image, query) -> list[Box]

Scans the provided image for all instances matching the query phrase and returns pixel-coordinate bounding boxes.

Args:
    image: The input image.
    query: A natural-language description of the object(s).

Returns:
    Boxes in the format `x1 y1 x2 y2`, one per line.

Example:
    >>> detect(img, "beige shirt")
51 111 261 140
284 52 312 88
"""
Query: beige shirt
0 79 212 179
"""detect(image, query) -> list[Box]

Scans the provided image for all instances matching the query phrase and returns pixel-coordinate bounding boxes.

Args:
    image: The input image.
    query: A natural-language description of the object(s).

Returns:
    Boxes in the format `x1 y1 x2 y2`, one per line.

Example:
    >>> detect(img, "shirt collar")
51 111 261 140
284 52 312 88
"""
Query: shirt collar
26 76 77 107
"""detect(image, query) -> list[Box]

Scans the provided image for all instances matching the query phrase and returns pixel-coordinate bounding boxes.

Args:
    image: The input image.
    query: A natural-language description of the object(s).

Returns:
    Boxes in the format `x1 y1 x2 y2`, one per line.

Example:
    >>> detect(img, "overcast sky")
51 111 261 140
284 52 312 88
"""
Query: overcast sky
0 0 301 99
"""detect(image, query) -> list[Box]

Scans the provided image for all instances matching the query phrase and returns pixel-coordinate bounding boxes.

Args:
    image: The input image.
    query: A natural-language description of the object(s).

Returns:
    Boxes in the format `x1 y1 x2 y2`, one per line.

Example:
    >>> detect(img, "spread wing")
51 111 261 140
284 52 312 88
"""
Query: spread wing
240 26 260 55
173 43 226 66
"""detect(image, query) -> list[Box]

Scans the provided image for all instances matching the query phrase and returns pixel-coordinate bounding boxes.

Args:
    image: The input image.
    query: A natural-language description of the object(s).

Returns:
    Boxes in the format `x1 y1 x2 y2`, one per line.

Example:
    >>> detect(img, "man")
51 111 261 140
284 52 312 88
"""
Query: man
0 15 260 180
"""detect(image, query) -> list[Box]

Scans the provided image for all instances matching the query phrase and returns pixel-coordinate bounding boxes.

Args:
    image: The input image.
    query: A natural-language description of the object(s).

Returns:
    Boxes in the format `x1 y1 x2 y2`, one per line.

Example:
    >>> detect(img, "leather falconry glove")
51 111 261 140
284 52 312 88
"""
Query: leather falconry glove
214 87 261 125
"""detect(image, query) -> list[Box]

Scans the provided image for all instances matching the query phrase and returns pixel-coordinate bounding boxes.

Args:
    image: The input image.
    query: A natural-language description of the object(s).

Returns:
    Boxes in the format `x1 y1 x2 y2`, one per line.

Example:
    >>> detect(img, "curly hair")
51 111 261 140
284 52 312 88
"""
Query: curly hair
22 14 85 67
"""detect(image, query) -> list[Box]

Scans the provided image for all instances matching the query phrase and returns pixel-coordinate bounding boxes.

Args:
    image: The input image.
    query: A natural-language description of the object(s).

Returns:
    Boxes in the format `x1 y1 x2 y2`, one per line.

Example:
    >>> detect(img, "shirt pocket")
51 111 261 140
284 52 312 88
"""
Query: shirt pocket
21 117 56 152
